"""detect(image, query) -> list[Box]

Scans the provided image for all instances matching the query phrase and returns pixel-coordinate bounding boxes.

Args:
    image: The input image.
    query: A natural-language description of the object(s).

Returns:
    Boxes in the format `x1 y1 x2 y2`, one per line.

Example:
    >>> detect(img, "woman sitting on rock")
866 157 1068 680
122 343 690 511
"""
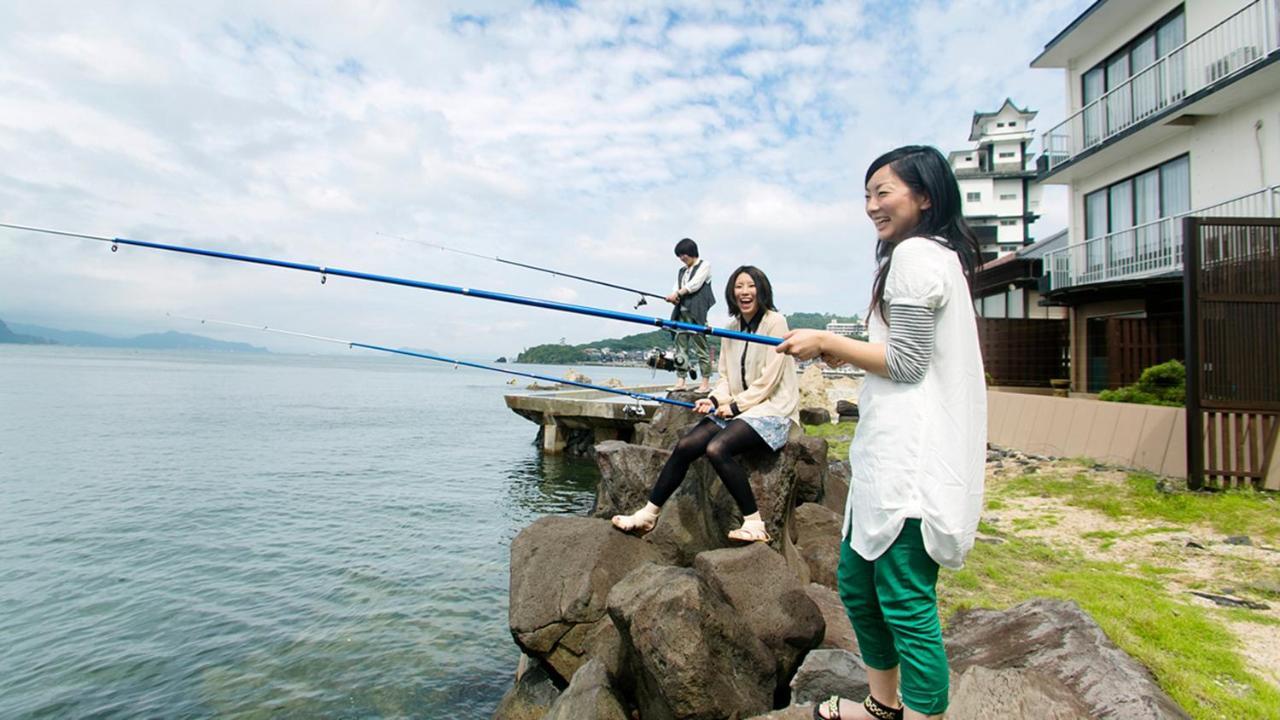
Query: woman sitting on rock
611 265 800 543
778 145 986 720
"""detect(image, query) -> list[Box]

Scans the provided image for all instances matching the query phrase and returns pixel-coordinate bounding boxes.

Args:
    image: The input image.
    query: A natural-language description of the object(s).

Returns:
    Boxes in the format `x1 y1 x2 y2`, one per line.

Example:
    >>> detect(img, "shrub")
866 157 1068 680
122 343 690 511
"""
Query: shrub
1099 359 1185 407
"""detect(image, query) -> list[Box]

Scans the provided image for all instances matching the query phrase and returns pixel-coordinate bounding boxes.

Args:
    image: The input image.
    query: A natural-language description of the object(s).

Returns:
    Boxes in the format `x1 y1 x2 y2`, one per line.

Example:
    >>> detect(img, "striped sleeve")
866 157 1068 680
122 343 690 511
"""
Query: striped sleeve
884 303 936 384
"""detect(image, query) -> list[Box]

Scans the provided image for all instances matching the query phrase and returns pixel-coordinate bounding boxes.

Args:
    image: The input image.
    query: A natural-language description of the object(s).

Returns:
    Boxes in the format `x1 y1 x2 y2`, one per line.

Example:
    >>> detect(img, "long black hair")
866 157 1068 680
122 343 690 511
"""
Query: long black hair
723 265 777 323
865 145 979 317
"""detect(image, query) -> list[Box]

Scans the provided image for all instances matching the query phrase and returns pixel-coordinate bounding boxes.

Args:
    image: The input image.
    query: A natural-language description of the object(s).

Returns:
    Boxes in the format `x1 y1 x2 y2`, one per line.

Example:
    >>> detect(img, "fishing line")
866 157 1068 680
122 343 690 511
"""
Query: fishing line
378 231 664 310
0 222 782 347
166 314 696 412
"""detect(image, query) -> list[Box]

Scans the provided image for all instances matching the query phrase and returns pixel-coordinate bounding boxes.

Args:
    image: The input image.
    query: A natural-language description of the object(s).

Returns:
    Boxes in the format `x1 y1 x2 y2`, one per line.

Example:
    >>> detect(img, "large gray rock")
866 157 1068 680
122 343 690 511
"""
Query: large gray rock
948 666 1091 720
608 562 776 720
492 658 561 720
593 440 721 567
789 649 870 706
791 435 829 506
592 440 673 521
793 503 841 589
945 599 1190 719
821 461 849 514
799 407 831 426
542 660 629 720
633 401 703 449
804 583 857 652
745 707 813 720
693 544 826 694
509 517 661 684
593 436 813 578
835 400 858 420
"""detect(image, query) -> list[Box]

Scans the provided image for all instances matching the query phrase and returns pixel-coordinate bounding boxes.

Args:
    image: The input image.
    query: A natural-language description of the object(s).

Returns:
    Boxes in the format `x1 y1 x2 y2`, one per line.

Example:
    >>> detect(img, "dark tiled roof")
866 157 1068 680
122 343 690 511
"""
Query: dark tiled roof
1017 228 1068 260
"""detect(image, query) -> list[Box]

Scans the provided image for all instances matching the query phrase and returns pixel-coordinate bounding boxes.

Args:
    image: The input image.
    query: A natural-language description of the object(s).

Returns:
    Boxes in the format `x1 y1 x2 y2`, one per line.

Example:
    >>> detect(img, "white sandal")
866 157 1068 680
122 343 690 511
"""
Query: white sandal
727 518 771 543
611 503 659 535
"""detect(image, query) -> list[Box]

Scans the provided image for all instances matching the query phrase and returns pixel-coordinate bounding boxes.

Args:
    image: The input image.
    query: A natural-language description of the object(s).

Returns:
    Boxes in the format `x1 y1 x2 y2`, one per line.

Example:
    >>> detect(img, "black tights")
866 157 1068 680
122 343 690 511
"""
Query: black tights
649 417 769 515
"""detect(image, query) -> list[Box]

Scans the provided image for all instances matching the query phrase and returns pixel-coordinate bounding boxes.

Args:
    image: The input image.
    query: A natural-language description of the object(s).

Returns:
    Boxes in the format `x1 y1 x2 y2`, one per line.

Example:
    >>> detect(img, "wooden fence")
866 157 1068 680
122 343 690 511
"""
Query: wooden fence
976 318 1069 387
1103 316 1183 389
1185 217 1280 490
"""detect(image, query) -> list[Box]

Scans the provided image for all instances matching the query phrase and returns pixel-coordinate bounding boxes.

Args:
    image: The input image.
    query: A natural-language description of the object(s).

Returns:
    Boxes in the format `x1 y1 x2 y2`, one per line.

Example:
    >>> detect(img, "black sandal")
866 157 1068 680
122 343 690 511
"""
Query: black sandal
812 694 904 720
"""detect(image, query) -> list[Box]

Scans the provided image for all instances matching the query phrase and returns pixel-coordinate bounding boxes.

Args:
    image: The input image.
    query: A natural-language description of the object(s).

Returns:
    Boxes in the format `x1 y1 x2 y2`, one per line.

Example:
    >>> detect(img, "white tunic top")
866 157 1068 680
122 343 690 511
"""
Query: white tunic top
843 237 987 570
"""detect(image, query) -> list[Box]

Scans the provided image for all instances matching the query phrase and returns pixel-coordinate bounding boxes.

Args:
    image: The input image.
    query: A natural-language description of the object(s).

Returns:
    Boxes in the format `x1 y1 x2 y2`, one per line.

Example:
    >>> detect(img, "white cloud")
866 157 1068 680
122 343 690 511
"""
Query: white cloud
0 0 1092 355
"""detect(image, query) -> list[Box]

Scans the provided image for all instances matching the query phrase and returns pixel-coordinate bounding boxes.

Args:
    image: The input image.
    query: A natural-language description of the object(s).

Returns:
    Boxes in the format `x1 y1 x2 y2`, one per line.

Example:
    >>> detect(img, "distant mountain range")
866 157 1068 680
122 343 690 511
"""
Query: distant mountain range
0 319 268 353
0 319 55 345
516 311 862 364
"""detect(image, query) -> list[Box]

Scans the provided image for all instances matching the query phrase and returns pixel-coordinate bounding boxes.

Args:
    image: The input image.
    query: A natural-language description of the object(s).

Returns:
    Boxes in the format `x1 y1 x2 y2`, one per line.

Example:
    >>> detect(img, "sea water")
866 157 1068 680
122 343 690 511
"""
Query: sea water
0 346 662 718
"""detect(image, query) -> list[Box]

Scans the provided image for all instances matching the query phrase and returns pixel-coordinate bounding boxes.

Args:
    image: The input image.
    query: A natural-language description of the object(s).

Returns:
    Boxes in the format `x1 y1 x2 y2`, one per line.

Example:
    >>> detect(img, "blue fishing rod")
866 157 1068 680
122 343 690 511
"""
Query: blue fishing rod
167 315 696 411
1 222 782 347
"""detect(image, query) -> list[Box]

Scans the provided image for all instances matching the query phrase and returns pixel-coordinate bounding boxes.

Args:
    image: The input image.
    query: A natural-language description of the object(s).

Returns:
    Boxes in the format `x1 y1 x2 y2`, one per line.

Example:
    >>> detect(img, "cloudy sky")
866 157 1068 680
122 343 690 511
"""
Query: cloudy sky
0 0 1090 357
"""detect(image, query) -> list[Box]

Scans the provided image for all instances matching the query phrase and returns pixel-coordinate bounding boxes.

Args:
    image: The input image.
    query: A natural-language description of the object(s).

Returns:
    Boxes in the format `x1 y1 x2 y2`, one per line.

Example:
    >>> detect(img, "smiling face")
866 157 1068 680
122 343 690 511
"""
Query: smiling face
732 272 758 319
865 163 931 244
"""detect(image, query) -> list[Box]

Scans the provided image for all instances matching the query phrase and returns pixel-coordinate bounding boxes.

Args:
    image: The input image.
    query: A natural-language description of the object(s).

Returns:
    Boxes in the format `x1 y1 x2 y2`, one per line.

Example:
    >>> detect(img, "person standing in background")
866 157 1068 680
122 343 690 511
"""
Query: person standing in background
666 238 714 392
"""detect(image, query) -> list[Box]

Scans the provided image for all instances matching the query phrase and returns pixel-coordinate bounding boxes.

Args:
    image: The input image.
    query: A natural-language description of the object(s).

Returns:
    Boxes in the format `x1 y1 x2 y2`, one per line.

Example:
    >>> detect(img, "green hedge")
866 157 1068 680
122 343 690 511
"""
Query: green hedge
1098 359 1185 407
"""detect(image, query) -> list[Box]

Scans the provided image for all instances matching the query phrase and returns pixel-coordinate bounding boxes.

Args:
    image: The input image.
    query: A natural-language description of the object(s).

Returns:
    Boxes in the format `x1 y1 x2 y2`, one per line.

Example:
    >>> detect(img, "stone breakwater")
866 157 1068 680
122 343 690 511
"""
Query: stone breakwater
494 397 1191 720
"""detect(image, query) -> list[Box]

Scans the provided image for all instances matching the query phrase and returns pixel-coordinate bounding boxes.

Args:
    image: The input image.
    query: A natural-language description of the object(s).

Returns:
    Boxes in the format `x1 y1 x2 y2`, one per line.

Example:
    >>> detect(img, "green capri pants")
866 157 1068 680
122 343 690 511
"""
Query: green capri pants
837 518 949 715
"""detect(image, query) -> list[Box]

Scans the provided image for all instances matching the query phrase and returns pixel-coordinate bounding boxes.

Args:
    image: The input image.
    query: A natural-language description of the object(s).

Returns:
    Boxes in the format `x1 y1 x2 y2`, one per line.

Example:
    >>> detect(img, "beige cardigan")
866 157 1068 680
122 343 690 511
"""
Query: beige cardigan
709 310 800 424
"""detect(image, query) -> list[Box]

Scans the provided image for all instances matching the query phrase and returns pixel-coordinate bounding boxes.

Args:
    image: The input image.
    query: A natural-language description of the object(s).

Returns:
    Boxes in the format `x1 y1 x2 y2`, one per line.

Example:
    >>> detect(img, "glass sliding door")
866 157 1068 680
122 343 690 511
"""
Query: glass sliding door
1084 190 1108 280
1083 68 1105 148
1108 179 1134 276
1130 35 1158 120
1106 54 1131 134
1156 12 1186 102
1160 156 1191 261
1133 169 1160 266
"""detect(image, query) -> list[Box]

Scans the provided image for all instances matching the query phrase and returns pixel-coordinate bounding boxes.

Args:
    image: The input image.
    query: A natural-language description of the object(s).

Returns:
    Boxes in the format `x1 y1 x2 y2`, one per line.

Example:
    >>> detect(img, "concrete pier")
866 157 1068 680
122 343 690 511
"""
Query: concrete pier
504 384 671 454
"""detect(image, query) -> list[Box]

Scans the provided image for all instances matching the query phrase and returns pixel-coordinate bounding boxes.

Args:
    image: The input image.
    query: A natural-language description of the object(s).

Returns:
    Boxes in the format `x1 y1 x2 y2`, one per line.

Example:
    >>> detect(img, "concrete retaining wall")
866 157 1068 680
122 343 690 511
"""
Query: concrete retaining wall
987 391 1187 478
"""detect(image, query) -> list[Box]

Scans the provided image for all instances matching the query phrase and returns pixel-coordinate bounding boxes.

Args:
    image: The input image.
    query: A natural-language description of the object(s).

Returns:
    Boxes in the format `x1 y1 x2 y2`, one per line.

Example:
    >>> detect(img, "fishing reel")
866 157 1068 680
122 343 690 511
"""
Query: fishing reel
622 400 649 419
644 347 696 379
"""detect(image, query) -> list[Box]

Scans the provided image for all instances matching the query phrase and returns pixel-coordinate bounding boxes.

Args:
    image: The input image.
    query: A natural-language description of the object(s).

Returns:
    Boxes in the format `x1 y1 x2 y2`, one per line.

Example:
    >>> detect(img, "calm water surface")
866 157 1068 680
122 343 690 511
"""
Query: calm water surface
0 346 660 718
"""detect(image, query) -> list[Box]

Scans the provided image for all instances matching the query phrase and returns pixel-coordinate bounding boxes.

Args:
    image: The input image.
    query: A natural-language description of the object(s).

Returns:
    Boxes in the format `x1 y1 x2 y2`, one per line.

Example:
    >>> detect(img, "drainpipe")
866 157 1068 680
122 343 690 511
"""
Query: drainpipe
1255 119 1266 193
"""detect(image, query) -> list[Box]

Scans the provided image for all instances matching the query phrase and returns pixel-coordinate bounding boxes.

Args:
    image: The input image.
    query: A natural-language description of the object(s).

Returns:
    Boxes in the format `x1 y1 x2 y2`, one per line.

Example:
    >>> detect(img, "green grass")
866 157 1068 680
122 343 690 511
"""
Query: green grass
802 420 857 461
1010 514 1061 532
995 470 1280 544
946 466 1280 718
940 535 1280 719
1080 526 1189 551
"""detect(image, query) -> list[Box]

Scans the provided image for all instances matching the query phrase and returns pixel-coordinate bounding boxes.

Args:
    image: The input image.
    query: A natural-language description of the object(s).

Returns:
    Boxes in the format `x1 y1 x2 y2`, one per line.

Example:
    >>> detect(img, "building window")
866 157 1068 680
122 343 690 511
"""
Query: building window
981 294 1007 319
998 151 1016 158
1082 7 1186 142
1008 288 1025 319
1008 121 1017 127
1083 154 1190 271
967 192 981 202
999 219 1017 226
1000 193 1017 200
964 155 972 161
996 122 1005 127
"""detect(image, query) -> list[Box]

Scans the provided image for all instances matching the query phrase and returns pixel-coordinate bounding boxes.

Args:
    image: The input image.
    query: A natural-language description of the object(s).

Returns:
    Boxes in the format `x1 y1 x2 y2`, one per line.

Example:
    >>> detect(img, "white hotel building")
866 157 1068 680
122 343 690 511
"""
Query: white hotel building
1032 0 1280 392
949 99 1044 262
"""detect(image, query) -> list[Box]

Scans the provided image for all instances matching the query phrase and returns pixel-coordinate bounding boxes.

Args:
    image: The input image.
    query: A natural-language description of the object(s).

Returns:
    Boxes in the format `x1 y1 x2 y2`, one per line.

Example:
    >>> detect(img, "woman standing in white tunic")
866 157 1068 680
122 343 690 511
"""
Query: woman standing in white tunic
778 146 986 720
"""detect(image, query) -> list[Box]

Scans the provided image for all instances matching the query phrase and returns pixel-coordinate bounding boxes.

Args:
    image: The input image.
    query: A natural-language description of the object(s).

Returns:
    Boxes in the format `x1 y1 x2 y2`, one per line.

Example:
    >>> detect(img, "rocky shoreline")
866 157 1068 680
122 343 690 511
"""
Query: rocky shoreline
493 397 1192 720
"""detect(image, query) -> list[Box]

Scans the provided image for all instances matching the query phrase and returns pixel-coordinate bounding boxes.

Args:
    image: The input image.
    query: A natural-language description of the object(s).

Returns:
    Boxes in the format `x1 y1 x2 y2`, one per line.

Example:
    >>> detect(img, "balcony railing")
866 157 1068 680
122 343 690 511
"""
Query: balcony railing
1043 186 1280 291
1039 0 1279 173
